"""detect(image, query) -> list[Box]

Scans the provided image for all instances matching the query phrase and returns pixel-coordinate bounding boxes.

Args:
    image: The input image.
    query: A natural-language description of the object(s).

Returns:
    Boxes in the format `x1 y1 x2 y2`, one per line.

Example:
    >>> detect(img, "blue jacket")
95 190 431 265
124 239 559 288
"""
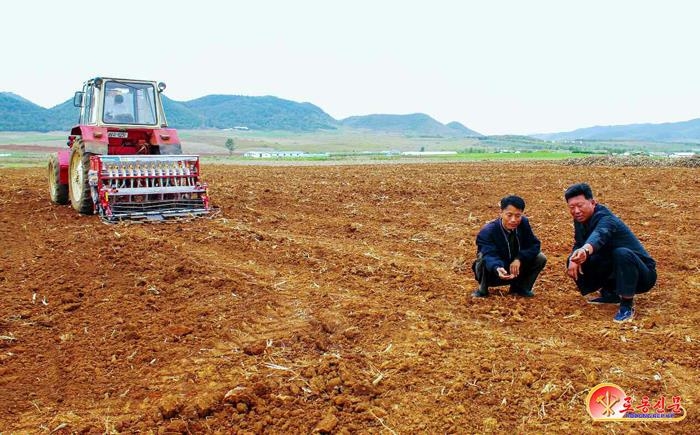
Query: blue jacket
572 204 656 269
476 216 542 273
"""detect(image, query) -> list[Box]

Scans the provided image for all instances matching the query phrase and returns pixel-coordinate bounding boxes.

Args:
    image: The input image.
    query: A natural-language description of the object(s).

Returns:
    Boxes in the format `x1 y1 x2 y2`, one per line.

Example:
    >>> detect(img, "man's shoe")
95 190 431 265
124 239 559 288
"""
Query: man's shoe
510 288 535 298
588 292 621 304
613 306 635 323
471 289 489 298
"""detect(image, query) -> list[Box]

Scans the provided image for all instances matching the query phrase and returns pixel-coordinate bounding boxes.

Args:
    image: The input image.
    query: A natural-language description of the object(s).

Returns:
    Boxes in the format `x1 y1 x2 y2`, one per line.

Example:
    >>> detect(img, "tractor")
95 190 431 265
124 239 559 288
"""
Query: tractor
48 77 211 221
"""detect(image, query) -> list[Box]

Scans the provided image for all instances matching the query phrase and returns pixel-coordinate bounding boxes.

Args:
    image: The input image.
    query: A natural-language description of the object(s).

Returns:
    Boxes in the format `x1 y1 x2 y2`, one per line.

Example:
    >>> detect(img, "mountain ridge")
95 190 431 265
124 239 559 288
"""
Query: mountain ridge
2 90 699 141
0 92 479 137
534 118 700 142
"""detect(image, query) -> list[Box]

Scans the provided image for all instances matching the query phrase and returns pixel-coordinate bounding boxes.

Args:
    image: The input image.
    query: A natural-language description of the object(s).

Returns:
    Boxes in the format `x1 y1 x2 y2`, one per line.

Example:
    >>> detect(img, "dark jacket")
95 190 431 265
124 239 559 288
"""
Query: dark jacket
476 216 541 273
572 204 656 269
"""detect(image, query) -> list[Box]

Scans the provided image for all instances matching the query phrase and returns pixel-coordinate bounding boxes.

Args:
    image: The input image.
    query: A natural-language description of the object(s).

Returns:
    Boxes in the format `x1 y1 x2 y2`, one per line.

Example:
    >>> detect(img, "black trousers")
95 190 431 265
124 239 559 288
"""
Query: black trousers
473 252 547 293
574 247 656 298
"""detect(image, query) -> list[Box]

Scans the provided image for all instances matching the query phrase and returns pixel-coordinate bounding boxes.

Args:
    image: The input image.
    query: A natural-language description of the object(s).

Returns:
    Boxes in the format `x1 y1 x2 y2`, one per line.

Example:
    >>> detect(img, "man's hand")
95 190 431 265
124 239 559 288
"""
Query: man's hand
570 248 587 264
496 267 514 280
567 259 583 279
570 244 593 264
509 259 521 277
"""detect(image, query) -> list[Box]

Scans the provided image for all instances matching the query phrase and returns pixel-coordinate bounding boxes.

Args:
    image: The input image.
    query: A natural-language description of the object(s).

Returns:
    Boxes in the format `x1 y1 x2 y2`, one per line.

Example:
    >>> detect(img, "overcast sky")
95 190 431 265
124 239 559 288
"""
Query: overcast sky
2 0 699 135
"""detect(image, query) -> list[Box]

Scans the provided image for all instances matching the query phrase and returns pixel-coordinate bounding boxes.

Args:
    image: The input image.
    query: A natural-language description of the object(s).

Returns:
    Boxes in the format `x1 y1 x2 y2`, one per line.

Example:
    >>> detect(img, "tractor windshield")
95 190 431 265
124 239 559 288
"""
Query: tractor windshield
103 81 157 125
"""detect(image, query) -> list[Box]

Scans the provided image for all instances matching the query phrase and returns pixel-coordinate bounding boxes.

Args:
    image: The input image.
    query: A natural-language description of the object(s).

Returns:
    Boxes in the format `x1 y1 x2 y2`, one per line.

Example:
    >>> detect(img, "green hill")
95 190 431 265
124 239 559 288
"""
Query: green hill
161 96 206 129
46 99 80 130
446 121 482 137
0 92 52 131
182 95 338 131
0 93 339 132
341 113 480 137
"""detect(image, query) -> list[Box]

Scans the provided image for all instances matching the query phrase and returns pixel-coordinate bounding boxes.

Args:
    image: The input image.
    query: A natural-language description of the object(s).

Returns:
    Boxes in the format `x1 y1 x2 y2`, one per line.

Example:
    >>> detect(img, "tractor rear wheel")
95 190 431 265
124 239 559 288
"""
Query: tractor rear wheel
68 141 94 214
48 154 69 204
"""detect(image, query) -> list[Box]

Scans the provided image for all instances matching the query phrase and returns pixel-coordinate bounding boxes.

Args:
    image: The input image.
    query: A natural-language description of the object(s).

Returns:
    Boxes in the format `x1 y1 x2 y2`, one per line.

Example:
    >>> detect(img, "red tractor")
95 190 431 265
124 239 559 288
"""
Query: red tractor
48 77 211 221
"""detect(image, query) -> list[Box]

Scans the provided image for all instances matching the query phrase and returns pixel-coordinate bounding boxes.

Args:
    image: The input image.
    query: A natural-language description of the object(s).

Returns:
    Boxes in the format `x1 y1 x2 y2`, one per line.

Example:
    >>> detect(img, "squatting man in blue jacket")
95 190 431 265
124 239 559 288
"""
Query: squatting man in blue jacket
471 195 547 298
565 183 657 323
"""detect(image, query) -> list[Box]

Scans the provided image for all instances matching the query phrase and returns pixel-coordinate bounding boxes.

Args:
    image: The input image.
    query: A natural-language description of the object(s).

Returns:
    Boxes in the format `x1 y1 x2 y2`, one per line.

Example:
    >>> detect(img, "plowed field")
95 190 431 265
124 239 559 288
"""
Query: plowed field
1 162 698 433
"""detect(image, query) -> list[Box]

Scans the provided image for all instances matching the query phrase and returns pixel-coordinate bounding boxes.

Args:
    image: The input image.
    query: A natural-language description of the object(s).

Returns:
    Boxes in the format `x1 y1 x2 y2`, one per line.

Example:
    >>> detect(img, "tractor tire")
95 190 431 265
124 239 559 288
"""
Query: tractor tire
68 141 95 214
48 154 69 204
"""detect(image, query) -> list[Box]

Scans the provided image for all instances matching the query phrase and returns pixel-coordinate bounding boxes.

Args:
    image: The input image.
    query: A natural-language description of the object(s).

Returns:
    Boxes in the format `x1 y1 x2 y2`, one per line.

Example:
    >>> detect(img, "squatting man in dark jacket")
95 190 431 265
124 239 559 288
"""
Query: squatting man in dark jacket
472 195 547 298
564 183 657 323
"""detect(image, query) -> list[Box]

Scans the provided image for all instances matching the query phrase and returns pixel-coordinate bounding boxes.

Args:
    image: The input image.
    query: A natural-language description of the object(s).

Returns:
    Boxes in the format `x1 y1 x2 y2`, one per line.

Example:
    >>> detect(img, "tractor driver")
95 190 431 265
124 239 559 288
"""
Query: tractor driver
105 94 131 122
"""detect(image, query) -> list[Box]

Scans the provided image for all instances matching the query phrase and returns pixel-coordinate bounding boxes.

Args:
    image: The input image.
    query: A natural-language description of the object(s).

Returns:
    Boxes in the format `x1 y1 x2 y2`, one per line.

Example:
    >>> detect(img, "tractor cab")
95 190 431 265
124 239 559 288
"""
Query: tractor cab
74 77 166 128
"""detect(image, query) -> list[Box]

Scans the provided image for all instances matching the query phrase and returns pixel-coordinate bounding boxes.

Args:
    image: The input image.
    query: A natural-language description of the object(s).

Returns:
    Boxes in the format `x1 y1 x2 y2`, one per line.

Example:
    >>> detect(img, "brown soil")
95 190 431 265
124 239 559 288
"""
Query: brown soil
0 162 697 434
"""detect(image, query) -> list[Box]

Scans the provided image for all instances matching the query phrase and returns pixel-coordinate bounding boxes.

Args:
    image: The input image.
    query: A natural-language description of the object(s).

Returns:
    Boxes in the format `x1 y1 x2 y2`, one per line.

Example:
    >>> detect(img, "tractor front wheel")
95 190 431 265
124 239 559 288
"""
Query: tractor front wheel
68 141 94 214
48 154 69 204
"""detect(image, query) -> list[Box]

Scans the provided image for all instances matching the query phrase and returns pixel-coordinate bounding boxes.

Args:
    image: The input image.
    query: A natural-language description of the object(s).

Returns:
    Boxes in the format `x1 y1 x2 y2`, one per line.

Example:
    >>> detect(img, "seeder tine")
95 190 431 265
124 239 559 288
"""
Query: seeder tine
91 155 211 222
